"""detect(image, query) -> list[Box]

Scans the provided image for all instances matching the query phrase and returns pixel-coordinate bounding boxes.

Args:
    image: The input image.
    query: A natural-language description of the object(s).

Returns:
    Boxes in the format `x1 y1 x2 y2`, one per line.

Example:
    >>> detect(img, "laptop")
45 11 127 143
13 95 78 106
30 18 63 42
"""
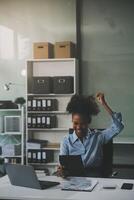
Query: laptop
59 155 85 176
6 164 60 190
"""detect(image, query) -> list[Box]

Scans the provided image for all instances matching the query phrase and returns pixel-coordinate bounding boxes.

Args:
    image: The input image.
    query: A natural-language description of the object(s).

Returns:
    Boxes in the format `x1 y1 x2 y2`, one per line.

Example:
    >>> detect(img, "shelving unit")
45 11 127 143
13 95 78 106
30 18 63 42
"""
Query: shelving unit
0 108 24 164
26 58 79 174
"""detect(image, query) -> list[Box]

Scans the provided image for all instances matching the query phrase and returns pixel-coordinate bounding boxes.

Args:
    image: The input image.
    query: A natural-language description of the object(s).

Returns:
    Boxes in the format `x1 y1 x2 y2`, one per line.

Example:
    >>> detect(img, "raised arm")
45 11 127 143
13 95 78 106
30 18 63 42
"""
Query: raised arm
96 92 124 143
96 92 113 116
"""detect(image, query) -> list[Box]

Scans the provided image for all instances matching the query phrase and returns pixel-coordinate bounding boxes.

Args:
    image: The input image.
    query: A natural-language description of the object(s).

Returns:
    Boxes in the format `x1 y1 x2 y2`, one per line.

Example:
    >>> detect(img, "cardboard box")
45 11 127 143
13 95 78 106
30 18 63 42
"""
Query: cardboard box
33 42 54 59
54 41 75 58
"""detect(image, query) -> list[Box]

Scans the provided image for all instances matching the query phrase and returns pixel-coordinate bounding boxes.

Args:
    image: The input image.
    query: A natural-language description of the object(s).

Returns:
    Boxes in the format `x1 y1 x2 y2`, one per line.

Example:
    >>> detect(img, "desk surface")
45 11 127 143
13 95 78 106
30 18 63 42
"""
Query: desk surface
0 175 134 200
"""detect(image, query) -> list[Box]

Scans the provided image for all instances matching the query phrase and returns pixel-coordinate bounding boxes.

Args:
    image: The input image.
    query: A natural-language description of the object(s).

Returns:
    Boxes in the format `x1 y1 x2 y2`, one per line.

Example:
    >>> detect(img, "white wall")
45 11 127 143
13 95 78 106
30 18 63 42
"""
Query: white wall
81 0 134 138
0 0 76 101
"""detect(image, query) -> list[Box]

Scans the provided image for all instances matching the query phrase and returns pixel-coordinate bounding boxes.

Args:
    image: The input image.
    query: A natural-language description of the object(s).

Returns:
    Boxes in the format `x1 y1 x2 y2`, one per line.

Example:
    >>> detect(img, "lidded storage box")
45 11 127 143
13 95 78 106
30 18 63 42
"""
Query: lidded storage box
53 76 74 94
33 42 54 59
32 77 52 94
54 41 75 58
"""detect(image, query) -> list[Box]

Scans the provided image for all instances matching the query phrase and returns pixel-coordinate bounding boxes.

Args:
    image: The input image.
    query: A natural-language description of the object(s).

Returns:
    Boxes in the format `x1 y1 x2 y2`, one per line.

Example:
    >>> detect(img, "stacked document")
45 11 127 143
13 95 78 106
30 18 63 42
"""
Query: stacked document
27 139 48 149
61 177 98 192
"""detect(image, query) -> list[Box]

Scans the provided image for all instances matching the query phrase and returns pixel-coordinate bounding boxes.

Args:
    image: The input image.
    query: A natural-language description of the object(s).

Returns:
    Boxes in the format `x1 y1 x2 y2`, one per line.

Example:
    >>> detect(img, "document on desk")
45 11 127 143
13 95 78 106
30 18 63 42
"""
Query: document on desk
61 177 98 192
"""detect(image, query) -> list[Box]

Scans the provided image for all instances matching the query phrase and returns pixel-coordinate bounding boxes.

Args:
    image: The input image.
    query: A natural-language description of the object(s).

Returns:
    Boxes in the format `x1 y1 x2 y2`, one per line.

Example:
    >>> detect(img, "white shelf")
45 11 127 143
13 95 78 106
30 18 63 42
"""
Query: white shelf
28 111 69 114
0 155 22 158
28 128 69 131
30 162 58 166
27 93 74 97
0 106 24 165
0 132 22 135
0 109 21 112
27 147 60 151
26 59 78 173
42 147 60 151
27 58 76 62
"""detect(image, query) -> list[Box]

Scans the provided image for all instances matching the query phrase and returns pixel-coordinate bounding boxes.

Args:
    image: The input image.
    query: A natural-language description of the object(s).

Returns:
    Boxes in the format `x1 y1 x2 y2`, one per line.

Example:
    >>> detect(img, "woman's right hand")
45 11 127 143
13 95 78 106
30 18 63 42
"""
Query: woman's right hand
56 165 69 178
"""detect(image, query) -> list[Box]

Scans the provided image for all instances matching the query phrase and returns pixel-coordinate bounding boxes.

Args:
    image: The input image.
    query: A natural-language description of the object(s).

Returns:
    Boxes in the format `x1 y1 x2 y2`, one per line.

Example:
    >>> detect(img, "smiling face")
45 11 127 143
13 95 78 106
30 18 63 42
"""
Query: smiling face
72 113 89 138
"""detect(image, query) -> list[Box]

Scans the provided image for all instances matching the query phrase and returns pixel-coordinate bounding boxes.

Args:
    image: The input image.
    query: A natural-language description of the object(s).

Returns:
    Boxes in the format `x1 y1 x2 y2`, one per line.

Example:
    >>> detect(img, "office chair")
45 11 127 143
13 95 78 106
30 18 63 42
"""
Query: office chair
102 139 113 177
69 128 116 178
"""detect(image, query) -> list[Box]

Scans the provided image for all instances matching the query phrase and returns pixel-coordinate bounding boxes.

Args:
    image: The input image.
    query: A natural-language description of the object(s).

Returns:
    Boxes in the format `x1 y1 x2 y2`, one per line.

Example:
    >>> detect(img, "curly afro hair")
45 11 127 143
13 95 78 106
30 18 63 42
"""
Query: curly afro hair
66 94 100 123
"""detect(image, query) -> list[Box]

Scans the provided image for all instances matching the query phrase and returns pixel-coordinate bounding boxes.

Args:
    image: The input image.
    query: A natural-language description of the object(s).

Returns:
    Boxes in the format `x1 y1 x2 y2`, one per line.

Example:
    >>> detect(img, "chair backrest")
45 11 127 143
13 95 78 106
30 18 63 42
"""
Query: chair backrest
102 139 113 177
68 128 113 177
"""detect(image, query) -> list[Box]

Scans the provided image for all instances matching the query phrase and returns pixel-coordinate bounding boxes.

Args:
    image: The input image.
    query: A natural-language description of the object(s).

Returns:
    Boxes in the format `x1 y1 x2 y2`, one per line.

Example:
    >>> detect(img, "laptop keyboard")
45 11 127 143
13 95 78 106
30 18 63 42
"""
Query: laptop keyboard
39 180 60 189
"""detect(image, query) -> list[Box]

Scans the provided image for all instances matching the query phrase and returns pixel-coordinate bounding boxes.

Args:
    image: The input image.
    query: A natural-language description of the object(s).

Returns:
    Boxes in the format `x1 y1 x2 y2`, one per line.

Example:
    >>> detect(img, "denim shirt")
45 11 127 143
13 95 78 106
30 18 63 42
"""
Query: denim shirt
60 112 124 168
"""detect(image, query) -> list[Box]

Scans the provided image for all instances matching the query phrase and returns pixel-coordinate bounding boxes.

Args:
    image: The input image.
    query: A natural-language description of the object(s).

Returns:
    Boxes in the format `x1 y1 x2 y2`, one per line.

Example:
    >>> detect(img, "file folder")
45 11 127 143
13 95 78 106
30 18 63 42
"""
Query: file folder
37 99 42 111
42 116 46 128
28 116 32 128
31 116 37 128
46 99 51 111
32 150 37 163
42 99 47 111
46 116 50 128
46 99 58 111
37 116 42 128
42 150 46 163
28 150 32 163
28 99 32 111
37 151 42 163
32 99 37 111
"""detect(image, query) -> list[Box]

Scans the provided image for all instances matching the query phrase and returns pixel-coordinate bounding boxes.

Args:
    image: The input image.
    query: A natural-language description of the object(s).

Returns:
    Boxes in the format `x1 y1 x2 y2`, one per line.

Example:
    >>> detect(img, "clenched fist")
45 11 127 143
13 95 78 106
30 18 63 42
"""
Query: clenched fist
96 92 106 105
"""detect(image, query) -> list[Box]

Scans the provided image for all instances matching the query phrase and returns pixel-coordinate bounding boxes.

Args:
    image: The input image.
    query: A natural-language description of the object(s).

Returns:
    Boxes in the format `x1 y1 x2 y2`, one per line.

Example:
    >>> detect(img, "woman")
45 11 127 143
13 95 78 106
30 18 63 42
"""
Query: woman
57 93 124 177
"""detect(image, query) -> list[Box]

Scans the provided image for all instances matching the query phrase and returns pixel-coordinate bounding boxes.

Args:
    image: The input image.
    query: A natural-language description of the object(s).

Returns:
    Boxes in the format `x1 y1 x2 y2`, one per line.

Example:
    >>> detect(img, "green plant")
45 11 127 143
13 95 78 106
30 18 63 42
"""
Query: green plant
15 97 26 105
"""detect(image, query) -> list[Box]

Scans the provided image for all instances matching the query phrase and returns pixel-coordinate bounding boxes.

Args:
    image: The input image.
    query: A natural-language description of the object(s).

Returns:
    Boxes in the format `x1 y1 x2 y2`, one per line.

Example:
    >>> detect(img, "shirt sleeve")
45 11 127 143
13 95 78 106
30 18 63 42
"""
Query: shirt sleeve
60 136 69 155
100 112 124 144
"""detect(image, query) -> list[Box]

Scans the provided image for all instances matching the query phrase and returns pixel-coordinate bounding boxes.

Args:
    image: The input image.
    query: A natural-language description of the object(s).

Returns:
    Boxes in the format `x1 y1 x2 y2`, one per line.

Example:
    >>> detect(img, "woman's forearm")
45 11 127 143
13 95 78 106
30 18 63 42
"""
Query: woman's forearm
96 92 114 117
102 101 113 116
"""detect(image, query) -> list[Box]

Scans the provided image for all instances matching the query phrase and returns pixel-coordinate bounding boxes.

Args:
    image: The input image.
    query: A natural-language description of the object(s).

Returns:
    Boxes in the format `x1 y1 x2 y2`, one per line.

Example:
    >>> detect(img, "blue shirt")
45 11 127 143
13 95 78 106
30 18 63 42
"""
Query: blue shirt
60 112 124 168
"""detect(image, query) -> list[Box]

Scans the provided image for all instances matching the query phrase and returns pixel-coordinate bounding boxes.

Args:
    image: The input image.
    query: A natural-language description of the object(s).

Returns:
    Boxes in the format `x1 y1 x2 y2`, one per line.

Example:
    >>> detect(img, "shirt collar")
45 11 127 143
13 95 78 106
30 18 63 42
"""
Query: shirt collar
71 131 78 143
72 128 92 144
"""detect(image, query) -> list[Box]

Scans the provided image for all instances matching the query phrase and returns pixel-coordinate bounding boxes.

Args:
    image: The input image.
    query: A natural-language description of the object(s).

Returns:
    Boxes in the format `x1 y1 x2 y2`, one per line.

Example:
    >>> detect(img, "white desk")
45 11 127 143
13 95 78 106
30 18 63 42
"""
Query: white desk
0 175 134 200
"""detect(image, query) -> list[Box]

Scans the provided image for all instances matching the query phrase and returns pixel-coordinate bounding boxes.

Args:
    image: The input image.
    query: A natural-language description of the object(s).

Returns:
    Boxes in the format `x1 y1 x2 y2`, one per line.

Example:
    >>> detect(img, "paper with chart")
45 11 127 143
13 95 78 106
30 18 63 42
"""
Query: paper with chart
61 177 98 191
